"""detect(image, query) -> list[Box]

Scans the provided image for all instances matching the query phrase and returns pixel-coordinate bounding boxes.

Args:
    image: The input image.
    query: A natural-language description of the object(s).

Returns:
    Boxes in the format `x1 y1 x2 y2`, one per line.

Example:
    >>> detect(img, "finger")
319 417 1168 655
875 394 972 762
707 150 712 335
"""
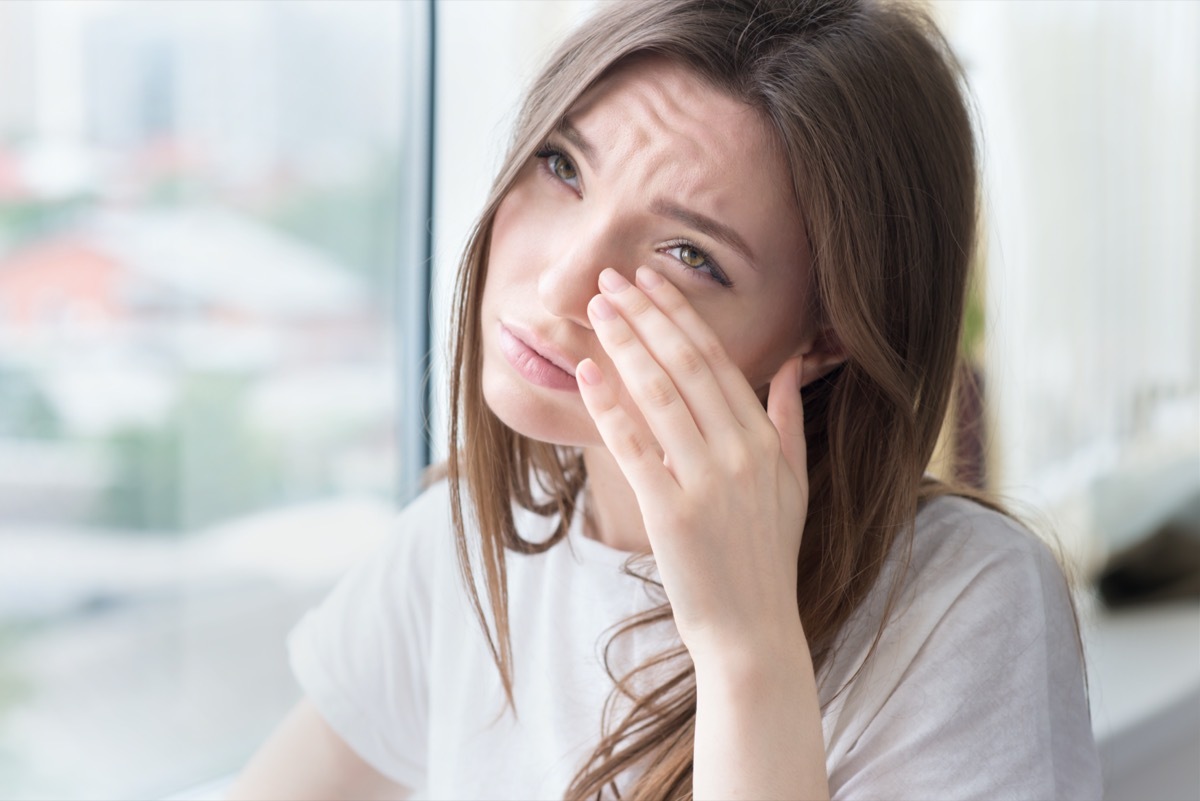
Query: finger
632 266 763 429
598 268 740 443
588 289 710 477
766 356 808 478
576 357 680 498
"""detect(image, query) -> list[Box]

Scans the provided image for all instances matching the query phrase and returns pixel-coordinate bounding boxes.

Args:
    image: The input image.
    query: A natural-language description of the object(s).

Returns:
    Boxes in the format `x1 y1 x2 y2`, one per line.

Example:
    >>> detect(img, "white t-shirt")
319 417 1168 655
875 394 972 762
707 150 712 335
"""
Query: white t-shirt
287 479 1102 799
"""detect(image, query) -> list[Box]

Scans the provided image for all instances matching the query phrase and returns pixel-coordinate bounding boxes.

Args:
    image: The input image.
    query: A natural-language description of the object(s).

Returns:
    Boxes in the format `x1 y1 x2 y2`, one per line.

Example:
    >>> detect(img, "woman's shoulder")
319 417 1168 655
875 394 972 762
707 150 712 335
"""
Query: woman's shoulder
404 474 456 521
907 493 1068 591
352 477 459 583
822 494 1098 796
864 493 1081 664
830 493 1079 667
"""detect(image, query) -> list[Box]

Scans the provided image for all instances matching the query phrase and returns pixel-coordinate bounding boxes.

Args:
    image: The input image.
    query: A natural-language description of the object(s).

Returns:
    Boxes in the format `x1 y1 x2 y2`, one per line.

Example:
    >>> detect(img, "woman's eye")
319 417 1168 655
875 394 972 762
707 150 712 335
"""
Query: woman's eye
535 145 580 190
664 242 732 287
549 154 577 182
677 244 706 268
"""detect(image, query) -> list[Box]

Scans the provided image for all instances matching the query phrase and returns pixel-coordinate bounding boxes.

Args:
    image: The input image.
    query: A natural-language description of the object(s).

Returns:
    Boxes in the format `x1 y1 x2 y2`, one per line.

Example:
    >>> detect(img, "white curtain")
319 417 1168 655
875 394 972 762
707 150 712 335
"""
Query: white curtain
937 0 1200 561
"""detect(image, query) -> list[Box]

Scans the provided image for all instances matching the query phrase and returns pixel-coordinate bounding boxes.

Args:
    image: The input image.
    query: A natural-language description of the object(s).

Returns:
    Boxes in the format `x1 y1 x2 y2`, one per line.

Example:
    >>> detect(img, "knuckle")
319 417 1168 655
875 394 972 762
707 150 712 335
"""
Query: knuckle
754 424 781 454
668 342 706 377
592 391 622 415
607 324 636 349
640 374 679 409
726 445 754 479
698 335 730 368
617 429 654 461
625 292 655 318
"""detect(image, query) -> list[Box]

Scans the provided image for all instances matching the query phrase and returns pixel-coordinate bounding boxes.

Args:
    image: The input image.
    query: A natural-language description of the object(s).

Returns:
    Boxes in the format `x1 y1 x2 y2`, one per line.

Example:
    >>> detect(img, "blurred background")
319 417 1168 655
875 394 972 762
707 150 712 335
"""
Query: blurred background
0 1 1196 799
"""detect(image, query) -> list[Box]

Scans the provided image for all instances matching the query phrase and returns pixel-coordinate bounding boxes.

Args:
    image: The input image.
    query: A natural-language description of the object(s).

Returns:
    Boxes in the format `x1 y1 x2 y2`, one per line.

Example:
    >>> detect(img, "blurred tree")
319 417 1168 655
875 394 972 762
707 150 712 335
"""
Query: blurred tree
0 196 94 251
256 149 401 297
0 366 61 439
0 621 34 782
99 373 286 533
961 263 985 362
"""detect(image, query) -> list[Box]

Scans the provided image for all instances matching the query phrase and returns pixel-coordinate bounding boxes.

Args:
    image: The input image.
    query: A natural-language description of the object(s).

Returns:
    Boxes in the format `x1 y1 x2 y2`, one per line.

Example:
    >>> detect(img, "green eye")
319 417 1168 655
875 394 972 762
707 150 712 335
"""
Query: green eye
551 155 577 182
663 241 732 287
679 245 705 268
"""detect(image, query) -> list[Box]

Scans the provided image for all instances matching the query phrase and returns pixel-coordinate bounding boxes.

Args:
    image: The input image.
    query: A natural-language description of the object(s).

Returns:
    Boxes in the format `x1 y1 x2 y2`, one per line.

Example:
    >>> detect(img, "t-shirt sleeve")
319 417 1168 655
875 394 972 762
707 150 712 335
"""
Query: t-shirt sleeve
826 504 1103 800
286 483 448 791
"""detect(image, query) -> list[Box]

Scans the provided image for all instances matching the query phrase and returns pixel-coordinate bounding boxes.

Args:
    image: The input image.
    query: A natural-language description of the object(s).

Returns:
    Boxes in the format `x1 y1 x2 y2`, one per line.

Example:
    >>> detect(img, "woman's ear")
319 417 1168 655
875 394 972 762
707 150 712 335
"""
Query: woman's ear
755 326 847 407
798 326 846 388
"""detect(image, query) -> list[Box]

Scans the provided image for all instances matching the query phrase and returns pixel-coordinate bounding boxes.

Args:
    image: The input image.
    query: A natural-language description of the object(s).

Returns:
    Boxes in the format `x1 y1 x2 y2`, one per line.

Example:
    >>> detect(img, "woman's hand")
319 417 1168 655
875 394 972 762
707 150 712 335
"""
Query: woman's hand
576 266 810 665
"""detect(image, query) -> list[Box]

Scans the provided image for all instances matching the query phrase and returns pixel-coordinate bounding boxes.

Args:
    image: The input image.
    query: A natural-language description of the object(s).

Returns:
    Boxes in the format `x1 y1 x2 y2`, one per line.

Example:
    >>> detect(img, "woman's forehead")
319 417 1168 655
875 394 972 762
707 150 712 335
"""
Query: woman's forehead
561 57 805 275
565 58 790 201
569 57 759 140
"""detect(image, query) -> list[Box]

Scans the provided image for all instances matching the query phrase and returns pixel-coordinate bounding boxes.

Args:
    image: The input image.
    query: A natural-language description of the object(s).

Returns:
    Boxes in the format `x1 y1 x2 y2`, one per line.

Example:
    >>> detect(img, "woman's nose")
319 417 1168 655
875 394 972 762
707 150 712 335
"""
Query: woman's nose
536 228 634 328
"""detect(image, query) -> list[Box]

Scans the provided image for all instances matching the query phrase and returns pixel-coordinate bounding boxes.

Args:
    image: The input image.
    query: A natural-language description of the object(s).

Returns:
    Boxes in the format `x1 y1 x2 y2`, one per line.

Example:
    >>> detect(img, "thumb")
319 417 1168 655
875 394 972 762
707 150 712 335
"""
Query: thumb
766 355 807 477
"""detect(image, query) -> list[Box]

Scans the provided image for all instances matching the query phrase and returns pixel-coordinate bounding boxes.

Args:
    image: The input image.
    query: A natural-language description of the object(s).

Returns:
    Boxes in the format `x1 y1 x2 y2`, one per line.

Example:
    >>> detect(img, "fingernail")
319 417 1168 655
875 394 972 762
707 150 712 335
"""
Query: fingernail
590 294 618 321
577 359 604 386
635 266 663 289
599 268 630 293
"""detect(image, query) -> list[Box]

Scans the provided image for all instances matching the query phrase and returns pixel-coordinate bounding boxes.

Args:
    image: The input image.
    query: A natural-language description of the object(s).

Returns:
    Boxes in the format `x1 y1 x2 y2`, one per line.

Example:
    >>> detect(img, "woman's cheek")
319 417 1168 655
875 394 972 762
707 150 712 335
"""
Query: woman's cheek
489 195 521 263
490 188 547 279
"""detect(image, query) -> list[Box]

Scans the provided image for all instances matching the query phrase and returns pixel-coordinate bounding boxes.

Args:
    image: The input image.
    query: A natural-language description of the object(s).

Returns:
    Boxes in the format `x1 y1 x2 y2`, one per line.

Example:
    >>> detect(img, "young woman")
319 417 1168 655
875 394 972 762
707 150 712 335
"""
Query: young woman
230 0 1101 798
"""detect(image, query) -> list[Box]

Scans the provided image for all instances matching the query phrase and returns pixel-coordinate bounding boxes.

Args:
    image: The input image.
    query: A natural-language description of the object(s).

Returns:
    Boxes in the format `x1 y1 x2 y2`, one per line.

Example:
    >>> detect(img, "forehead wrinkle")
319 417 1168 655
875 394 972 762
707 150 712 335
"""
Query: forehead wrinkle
562 60 802 275
608 90 716 205
574 64 728 184
627 79 709 162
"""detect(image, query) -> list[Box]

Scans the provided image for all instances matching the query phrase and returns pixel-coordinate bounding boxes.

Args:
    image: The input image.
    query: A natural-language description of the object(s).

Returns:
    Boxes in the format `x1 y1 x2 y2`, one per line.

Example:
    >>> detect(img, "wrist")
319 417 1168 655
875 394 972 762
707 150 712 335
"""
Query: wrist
690 618 829 801
690 617 811 689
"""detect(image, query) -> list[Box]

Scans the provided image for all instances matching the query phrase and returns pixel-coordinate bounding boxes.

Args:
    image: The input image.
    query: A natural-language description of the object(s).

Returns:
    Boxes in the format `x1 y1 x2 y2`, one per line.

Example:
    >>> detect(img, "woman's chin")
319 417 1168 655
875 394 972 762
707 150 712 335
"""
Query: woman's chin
482 368 597 448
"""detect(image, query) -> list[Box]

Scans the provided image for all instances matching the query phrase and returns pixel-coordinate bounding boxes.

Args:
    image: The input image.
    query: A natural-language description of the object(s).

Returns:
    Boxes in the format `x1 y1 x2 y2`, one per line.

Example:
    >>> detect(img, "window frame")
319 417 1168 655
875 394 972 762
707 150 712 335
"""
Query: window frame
396 0 436 497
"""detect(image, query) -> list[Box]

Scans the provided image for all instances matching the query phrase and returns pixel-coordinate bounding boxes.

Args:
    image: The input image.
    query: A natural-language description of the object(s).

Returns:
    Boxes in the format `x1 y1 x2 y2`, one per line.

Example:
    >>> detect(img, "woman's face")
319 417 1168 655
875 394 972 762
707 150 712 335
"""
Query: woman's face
480 57 816 447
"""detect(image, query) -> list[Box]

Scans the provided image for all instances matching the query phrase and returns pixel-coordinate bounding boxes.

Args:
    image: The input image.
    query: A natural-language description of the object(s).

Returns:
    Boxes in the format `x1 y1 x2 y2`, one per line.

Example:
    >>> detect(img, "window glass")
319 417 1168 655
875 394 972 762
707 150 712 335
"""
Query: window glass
0 2 425 797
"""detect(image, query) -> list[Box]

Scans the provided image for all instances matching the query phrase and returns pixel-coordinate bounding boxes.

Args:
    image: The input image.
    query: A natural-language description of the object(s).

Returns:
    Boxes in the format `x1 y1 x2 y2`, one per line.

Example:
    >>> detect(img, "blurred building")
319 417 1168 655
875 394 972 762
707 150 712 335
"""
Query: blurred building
0 208 387 527
0 208 373 369
80 3 401 185
0 2 37 143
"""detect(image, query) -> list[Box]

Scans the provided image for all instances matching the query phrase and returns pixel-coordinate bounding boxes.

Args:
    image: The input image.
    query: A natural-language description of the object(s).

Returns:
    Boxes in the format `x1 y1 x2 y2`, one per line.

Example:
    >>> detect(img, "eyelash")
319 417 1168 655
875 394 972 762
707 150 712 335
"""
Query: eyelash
660 239 733 288
534 143 581 191
533 141 734 289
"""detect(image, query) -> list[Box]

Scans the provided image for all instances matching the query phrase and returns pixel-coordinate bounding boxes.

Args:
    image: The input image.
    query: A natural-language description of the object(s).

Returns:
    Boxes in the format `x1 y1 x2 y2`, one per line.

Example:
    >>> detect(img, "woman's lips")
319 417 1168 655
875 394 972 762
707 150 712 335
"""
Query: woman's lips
498 323 579 392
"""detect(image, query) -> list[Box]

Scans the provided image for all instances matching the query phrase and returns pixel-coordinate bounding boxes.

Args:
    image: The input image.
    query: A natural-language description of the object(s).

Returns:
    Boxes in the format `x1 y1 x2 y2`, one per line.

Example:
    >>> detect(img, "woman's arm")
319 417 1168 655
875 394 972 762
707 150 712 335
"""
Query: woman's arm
692 626 829 801
577 267 831 798
225 699 413 801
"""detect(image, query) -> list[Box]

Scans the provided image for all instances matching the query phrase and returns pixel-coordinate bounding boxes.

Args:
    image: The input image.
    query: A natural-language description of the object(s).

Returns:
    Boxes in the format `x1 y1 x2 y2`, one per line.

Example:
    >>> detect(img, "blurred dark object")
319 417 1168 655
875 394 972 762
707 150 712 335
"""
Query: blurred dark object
1098 493 1200 608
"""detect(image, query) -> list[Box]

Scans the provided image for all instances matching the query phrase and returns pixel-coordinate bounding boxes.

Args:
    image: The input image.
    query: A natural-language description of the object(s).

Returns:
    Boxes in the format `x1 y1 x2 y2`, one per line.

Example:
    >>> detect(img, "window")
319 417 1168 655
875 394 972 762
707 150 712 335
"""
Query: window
0 2 431 797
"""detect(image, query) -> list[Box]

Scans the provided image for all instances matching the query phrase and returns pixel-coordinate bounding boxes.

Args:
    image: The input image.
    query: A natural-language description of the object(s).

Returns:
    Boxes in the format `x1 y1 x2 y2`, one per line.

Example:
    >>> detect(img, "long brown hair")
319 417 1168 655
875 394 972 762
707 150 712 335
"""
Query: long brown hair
444 0 984 797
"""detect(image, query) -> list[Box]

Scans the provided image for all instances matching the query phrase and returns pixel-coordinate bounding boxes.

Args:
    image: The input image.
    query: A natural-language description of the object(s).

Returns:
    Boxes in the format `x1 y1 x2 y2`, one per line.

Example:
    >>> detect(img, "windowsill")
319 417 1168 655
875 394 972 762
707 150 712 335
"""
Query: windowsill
1084 600 1200 780
167 776 233 801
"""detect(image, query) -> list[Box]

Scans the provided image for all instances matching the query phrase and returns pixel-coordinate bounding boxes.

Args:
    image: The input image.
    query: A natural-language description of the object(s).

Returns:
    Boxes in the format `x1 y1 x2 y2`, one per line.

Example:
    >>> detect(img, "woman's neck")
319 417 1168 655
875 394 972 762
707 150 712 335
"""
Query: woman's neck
581 446 652 554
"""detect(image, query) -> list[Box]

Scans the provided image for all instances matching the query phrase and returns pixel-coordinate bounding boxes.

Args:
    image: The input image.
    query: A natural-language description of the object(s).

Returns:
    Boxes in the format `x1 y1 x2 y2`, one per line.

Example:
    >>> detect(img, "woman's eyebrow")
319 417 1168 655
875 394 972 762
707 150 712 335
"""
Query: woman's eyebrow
649 199 758 270
556 118 601 171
